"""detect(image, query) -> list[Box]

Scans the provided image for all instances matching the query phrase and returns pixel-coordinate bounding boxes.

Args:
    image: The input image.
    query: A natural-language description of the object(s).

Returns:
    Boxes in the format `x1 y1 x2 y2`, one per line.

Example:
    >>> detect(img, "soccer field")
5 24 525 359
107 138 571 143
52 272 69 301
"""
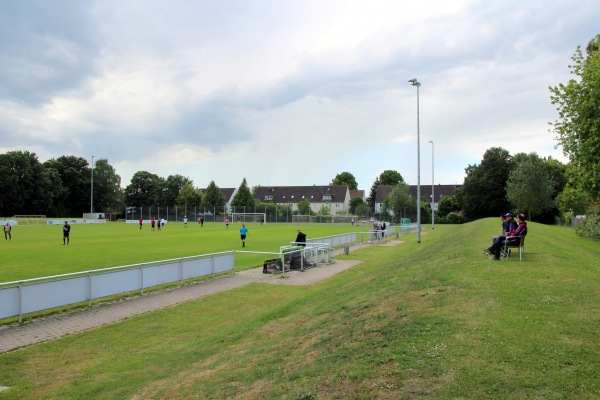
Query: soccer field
0 221 362 283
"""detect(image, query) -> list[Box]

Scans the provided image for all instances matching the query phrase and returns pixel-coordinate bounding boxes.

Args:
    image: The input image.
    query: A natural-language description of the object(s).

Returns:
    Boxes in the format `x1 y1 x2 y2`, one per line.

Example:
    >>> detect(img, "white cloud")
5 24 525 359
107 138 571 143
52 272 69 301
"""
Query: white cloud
0 0 597 190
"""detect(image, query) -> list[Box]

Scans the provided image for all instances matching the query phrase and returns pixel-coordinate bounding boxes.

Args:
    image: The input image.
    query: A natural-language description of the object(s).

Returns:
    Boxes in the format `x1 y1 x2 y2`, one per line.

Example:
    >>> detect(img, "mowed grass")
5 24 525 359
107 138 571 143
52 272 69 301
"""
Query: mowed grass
1 219 600 399
0 221 360 282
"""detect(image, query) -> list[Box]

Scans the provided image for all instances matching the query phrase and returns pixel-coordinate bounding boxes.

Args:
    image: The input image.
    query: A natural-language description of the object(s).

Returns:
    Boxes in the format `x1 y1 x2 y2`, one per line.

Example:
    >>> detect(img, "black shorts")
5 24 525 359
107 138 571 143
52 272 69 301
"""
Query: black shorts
240 235 246 240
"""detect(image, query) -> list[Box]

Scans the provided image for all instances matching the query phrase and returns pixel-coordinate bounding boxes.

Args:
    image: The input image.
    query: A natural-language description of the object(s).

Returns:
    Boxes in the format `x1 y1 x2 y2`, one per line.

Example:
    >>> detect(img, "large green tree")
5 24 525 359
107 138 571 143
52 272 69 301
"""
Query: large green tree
230 178 255 210
382 182 412 222
0 151 62 216
550 34 600 199
331 172 358 190
92 159 123 213
177 183 202 208
556 185 591 216
367 170 404 213
124 171 165 207
44 156 91 216
202 181 226 212
163 175 193 206
506 153 555 220
456 147 514 220
378 170 404 185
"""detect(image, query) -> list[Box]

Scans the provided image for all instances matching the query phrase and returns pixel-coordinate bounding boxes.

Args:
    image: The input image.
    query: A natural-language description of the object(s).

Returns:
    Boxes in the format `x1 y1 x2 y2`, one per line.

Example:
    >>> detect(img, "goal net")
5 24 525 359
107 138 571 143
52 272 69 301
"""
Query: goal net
12 215 47 226
231 213 266 224
292 215 313 223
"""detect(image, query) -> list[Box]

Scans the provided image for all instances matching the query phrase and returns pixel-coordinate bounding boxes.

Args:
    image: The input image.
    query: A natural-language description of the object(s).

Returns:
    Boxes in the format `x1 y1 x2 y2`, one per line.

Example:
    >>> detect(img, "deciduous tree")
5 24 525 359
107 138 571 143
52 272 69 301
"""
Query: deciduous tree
456 147 514 220
550 34 600 199
163 175 193 206
506 153 555 220
124 171 165 207
378 170 404 185
382 182 412 222
92 159 123 213
331 172 358 190
177 183 202 208
0 151 62 216
44 156 91 216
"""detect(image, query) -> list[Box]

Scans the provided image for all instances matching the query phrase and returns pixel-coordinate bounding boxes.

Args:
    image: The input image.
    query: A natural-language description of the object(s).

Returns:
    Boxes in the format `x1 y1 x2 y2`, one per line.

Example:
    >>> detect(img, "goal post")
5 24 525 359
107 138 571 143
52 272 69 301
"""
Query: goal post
12 215 47 226
292 215 313 223
230 213 267 224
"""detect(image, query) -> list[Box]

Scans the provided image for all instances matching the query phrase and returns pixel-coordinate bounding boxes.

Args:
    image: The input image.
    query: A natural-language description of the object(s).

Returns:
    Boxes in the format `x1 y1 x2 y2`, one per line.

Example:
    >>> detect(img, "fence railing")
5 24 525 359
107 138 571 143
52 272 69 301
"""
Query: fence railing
0 252 235 322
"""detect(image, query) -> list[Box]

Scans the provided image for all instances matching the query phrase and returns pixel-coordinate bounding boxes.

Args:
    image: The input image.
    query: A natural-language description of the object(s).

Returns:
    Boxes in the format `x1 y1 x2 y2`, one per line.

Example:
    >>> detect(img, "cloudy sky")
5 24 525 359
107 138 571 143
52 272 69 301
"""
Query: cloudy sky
1 1 598 191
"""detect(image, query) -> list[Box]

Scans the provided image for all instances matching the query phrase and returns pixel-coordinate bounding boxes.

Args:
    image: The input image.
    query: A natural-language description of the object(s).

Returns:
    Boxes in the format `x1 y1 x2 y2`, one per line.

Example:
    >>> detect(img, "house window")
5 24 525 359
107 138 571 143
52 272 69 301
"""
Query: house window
264 195 273 201
323 195 332 201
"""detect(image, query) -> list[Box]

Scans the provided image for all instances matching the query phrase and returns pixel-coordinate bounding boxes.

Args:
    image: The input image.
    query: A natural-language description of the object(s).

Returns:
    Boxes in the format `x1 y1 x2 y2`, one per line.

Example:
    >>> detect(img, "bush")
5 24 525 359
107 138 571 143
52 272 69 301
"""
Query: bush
437 211 466 224
575 206 600 240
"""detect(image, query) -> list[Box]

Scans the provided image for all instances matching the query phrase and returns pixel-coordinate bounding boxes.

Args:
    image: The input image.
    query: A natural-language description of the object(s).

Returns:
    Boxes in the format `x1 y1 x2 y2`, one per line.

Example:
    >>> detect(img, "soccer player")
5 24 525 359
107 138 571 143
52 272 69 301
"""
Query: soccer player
240 224 248 247
63 221 71 245
4 220 12 241
225 218 230 229
183 215 188 227
139 217 143 230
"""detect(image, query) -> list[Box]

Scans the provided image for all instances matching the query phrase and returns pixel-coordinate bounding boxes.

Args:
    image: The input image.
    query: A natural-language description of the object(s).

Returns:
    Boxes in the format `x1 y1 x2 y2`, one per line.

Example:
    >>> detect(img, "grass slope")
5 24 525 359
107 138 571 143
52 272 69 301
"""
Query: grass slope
0 219 599 399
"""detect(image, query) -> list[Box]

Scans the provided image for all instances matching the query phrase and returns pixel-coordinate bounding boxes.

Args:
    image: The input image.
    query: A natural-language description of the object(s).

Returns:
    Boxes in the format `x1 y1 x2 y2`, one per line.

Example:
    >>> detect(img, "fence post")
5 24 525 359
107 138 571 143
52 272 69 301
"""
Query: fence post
88 272 93 308
18 281 23 324
140 266 144 295
179 258 184 285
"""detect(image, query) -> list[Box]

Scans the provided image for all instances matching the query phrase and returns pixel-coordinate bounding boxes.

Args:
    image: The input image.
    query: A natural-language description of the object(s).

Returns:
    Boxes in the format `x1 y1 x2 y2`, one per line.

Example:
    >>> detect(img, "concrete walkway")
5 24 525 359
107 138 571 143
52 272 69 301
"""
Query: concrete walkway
0 241 401 354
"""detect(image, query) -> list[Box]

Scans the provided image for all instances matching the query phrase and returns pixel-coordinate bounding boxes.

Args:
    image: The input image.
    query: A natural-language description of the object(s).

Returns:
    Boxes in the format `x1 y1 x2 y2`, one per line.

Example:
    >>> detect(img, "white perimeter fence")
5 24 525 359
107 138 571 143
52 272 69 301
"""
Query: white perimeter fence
0 253 234 322
0 227 413 322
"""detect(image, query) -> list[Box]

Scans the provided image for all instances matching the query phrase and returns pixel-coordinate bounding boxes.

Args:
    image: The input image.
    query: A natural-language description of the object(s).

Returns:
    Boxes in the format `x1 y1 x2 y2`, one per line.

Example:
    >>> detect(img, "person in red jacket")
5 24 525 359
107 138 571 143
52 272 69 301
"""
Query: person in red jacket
490 213 527 261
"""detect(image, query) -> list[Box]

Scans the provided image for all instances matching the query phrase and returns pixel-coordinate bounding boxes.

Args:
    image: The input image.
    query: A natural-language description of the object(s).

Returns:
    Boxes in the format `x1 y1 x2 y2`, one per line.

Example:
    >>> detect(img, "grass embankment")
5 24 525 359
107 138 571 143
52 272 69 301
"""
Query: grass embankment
0 219 599 399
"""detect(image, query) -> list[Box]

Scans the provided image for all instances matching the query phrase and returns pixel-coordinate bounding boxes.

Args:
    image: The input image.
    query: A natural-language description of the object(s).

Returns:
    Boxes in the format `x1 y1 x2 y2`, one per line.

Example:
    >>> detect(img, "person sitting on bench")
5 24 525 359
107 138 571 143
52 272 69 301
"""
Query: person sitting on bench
295 230 307 247
490 213 527 261
485 212 517 256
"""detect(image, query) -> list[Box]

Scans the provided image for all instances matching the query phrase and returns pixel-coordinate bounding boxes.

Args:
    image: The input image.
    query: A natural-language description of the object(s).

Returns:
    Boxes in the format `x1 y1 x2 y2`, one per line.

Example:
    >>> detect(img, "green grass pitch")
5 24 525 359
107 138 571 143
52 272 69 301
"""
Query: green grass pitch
0 221 362 283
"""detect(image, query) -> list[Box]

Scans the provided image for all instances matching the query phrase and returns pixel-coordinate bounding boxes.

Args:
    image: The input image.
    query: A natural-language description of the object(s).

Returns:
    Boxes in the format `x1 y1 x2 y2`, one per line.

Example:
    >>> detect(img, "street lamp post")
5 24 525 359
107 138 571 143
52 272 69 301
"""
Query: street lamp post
408 78 421 243
429 140 434 230
90 155 94 214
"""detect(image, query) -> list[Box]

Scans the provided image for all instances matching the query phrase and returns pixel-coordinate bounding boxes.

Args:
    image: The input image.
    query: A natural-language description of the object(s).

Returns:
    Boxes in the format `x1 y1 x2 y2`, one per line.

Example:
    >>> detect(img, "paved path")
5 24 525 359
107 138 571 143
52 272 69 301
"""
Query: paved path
0 241 401 354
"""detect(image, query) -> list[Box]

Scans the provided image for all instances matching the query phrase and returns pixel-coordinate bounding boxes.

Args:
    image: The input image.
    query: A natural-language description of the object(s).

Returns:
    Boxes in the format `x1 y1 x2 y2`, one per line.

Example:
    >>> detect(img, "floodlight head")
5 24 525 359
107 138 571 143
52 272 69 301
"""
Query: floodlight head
408 78 420 87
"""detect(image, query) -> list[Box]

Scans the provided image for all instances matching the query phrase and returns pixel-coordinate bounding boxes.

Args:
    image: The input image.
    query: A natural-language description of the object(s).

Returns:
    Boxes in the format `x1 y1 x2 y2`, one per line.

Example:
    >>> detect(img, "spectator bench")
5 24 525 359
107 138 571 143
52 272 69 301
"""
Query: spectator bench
502 235 525 261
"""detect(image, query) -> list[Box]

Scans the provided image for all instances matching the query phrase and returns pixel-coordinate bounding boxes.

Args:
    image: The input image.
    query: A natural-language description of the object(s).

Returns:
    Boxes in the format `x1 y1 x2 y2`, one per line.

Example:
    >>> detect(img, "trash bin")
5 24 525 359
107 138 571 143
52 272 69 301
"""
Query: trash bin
343 245 349 255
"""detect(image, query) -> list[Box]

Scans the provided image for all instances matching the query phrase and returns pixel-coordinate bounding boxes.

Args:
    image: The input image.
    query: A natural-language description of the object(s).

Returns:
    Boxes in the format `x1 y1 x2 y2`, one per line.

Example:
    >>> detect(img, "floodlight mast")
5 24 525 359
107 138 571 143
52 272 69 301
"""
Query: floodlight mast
408 79 421 243
429 140 434 230
90 155 94 214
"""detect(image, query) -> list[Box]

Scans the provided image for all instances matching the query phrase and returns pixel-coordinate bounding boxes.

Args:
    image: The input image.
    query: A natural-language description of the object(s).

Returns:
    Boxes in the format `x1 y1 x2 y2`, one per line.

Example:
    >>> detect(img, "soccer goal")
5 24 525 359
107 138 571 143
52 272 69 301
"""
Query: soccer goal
292 215 313 223
231 213 267 224
12 215 47 226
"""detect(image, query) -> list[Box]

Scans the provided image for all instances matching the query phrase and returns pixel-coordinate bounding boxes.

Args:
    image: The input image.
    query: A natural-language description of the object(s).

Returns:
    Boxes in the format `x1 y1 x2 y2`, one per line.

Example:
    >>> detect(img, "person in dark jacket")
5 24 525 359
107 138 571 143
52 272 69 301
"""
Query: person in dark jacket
490 213 527 261
485 212 517 255
295 230 307 247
